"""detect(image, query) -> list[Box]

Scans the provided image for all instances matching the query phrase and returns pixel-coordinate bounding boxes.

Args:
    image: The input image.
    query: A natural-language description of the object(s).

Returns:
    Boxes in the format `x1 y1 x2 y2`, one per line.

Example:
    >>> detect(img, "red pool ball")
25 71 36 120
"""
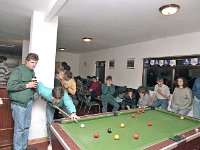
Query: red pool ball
132 114 135 118
133 134 139 139
94 132 99 138
147 121 152 126
137 110 140 114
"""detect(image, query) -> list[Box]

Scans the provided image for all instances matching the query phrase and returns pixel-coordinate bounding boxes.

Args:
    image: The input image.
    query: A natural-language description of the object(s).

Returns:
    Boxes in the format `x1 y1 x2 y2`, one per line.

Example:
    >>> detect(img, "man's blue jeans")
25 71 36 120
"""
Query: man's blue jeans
193 96 200 119
171 108 190 116
46 103 70 141
152 99 168 110
11 100 33 150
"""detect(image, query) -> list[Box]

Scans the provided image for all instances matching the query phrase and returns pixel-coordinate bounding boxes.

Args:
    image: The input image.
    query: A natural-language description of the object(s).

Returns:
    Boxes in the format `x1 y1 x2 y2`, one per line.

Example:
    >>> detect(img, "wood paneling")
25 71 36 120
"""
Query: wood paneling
0 85 13 148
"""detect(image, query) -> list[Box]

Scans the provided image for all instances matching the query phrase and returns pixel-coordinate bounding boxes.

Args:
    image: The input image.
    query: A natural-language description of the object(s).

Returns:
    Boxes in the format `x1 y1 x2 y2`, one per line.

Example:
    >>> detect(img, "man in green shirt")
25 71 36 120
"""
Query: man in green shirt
7 53 39 150
101 76 119 113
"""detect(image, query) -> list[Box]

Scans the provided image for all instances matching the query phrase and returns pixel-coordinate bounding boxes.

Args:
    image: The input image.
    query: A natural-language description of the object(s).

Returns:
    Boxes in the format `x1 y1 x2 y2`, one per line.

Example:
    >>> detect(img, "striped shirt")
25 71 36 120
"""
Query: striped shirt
0 63 9 84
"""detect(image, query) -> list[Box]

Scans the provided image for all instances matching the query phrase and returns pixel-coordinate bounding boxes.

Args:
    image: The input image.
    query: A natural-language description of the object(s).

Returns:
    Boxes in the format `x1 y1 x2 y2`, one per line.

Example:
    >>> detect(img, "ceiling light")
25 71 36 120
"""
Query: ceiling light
82 37 92 42
159 4 180 16
59 48 65 51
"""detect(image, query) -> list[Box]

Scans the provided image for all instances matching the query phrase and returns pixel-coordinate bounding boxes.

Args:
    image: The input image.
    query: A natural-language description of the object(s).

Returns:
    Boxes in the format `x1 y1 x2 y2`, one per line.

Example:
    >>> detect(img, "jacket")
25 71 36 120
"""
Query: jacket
101 84 115 100
192 77 200 100
7 64 35 107
37 82 76 113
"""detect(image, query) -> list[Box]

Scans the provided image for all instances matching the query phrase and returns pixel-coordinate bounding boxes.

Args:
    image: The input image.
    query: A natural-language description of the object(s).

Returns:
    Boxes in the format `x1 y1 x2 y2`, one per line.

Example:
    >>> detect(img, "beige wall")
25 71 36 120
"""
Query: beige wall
79 31 200 88
56 51 80 77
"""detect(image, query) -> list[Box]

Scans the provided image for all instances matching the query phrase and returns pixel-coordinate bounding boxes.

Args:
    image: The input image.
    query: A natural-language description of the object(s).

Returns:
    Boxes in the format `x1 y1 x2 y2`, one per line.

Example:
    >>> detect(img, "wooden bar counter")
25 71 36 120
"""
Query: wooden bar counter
0 85 13 148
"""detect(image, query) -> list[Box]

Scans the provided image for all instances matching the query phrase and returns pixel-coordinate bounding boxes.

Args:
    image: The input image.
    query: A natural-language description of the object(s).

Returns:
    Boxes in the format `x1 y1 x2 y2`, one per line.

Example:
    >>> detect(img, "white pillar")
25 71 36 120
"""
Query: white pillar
28 11 58 140
29 11 58 87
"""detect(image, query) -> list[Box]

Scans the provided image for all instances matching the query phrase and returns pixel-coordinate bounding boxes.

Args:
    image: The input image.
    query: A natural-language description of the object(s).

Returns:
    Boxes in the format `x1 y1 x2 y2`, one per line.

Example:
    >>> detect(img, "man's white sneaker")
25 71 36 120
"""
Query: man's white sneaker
47 143 52 150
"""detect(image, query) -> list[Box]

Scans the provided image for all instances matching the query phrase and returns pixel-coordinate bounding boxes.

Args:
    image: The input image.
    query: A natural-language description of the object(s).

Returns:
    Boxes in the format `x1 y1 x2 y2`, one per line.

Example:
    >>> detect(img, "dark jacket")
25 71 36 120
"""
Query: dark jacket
7 64 35 107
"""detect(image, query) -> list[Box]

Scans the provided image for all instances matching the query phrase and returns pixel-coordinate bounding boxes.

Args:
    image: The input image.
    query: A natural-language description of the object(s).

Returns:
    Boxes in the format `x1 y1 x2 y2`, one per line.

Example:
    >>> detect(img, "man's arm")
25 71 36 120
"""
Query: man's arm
37 82 53 102
101 84 109 94
110 85 115 95
7 69 26 92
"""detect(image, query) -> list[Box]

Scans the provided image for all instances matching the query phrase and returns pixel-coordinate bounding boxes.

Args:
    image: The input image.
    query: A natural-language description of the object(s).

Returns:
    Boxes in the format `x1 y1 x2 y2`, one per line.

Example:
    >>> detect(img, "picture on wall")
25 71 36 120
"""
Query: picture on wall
109 59 115 68
127 58 135 69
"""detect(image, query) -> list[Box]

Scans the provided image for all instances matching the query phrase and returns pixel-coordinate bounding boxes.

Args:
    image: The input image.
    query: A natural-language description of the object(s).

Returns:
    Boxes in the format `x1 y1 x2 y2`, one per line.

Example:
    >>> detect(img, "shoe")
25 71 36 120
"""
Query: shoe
47 143 52 150
26 146 37 150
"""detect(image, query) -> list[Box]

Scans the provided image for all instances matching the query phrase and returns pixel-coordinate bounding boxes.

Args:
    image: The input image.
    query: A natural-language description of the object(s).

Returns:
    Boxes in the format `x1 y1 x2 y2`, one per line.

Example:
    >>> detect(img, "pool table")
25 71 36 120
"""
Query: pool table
50 108 200 150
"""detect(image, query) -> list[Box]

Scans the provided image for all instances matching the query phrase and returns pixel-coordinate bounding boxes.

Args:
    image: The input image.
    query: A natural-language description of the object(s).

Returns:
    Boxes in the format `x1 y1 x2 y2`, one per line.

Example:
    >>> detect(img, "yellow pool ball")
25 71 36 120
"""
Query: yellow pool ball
180 116 185 120
114 134 120 140
120 123 125 128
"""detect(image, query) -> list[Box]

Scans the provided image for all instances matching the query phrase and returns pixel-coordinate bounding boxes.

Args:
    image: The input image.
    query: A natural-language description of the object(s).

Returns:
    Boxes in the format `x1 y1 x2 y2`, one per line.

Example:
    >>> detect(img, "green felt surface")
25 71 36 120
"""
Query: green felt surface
60 109 200 150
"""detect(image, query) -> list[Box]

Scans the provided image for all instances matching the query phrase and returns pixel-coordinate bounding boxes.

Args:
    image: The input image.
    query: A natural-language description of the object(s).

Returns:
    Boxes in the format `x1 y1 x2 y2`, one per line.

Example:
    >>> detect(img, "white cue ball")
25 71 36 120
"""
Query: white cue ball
195 128 199 132
80 124 85 128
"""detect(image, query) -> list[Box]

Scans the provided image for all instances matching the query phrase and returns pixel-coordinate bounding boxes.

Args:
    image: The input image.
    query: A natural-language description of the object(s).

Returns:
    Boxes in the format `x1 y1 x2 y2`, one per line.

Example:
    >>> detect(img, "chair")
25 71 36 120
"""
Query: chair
77 93 88 111
84 96 101 114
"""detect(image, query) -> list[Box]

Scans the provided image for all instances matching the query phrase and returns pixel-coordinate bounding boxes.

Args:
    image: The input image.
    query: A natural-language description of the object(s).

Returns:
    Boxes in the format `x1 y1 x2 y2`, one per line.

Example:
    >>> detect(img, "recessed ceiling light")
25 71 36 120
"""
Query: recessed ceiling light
159 4 180 16
82 37 92 42
59 48 65 51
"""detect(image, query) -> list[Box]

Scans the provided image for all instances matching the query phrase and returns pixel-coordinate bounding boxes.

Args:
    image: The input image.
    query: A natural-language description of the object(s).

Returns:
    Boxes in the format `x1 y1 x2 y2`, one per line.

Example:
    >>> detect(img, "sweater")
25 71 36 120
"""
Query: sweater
171 87 192 110
101 84 115 100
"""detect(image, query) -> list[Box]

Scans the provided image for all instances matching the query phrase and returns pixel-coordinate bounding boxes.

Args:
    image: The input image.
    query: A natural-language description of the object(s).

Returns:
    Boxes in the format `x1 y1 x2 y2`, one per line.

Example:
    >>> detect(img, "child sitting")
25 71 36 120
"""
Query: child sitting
121 89 136 110
137 86 151 108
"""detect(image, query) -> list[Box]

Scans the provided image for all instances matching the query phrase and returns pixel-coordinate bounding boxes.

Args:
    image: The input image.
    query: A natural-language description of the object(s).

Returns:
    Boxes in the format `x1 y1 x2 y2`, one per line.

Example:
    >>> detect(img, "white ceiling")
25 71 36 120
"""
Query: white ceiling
0 0 200 54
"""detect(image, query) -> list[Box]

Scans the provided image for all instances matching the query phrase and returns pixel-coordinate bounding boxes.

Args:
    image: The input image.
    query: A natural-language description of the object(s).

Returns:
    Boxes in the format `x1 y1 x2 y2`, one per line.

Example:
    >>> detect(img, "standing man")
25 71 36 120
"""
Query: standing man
150 76 170 110
192 77 200 119
7 53 39 150
101 76 119 113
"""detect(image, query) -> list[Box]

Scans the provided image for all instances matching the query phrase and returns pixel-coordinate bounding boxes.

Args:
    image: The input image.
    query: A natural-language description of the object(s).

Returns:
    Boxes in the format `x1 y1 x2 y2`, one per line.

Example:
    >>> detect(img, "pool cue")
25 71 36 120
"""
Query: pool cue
48 101 78 123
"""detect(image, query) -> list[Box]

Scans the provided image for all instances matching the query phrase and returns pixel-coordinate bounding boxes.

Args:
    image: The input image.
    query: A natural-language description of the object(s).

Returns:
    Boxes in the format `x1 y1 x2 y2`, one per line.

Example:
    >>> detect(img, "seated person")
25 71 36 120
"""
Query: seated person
137 86 151 108
37 82 79 149
54 68 64 87
150 77 170 110
101 76 119 113
171 77 193 116
89 76 102 99
121 88 136 110
74 76 83 92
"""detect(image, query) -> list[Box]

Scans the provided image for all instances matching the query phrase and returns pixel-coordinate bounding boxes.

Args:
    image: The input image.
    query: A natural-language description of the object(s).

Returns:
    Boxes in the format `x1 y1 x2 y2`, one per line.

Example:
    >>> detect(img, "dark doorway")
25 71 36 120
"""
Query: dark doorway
95 61 105 83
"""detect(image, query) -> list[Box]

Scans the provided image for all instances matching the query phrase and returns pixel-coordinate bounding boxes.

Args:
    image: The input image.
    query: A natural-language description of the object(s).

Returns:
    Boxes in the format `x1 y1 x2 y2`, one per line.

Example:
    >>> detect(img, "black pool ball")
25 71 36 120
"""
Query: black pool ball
107 128 112 133
114 112 118 116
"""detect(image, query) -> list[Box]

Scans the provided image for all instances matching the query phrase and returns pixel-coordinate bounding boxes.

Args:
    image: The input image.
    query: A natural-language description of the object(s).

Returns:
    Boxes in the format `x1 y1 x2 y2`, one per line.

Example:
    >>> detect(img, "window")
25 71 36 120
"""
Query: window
143 56 200 92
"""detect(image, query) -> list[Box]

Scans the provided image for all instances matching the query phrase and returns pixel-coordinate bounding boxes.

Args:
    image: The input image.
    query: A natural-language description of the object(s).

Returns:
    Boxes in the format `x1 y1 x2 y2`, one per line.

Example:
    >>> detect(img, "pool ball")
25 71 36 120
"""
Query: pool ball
195 128 199 132
132 114 135 118
141 109 145 113
180 116 184 120
133 134 139 139
114 134 120 140
147 121 152 126
120 123 125 128
80 124 85 128
137 110 140 114
94 132 99 138
114 112 118 116
107 128 112 133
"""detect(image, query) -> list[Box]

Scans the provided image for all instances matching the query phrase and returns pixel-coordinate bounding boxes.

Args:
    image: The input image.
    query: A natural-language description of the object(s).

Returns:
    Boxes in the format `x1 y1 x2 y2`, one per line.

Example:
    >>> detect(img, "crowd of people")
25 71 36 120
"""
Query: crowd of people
1 52 200 150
